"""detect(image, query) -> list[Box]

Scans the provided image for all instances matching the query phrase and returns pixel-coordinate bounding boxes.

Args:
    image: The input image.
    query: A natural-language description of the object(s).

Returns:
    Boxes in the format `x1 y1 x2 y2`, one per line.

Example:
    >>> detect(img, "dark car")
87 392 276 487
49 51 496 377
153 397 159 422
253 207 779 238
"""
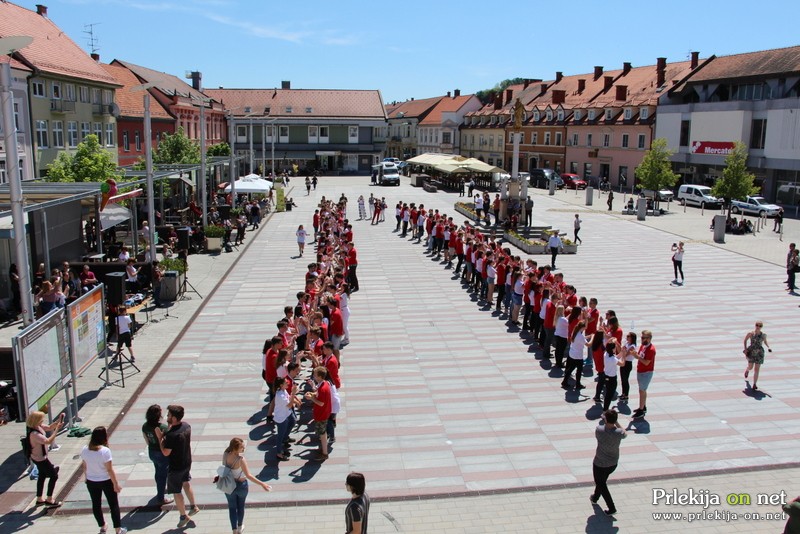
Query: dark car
529 168 564 189
560 173 587 190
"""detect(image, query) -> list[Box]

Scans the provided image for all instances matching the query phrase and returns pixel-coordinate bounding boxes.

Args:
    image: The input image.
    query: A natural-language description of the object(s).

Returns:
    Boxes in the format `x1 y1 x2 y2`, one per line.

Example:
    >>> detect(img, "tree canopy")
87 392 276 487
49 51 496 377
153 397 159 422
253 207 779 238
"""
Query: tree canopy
475 78 527 105
151 127 200 165
634 138 679 197
45 134 123 182
206 142 231 157
711 142 758 212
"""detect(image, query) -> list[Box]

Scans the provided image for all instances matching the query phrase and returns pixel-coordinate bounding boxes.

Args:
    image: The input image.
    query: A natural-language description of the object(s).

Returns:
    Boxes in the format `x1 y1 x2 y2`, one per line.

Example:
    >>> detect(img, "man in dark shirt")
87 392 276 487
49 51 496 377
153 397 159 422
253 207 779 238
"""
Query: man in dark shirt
155 405 199 528
345 472 370 534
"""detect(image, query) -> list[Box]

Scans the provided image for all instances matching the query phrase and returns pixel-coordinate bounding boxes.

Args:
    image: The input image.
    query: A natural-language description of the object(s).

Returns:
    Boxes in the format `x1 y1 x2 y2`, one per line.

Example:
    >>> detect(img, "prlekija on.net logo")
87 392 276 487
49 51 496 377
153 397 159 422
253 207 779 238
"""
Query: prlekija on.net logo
652 488 788 509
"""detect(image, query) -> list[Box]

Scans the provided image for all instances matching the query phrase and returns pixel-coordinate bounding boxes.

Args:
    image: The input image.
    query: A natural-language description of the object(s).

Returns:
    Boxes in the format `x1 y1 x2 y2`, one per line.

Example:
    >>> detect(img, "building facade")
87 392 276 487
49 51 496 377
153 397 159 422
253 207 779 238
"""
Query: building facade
417 91 481 155
385 96 442 160
461 85 525 168
0 56 34 183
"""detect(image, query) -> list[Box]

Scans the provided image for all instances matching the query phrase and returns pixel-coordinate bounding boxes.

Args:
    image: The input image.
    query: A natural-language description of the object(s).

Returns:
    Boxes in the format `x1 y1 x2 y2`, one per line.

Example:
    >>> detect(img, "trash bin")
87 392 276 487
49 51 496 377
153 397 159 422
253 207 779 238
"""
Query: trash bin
713 214 726 243
161 271 179 301
585 187 594 206
637 198 647 221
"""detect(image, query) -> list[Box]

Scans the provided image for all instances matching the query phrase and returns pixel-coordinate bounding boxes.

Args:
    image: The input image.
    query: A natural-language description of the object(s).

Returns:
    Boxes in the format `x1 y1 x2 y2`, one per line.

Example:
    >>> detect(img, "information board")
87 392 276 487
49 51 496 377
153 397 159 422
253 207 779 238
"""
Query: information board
14 308 70 413
67 285 107 377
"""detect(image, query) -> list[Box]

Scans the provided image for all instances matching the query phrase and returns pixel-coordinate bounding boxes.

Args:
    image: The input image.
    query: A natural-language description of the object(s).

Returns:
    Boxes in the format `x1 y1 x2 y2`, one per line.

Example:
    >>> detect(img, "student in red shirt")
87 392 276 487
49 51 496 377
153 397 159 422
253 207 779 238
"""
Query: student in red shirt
346 243 359 293
327 297 345 355
542 293 557 362
321 341 341 389
305 366 332 460
633 331 656 418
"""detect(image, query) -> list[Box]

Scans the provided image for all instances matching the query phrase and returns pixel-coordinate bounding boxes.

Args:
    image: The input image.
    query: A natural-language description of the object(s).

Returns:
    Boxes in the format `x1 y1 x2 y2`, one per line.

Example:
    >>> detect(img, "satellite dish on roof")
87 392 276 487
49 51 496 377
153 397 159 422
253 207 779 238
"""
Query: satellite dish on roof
110 103 120 117
0 36 34 55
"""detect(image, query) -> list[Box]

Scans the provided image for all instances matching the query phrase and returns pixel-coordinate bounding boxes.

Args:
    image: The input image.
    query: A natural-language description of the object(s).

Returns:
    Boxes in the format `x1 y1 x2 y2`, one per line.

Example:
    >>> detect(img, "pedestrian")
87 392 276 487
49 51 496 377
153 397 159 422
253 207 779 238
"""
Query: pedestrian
345 472 370 534
357 195 366 220
152 260 164 307
525 196 534 228
474 193 484 221
346 242 359 292
26 410 65 507
468 177 475 197
774 208 783 232
154 405 200 528
618 332 637 402
312 173 318 190
274 378 300 461
305 176 312 195
633 330 656 418
574 214 583 244
590 410 626 516
250 201 260 229
562 320 589 391
141 405 173 506
593 341 624 410
304 366 332 461
296 225 309 257
81 426 127 534
547 231 563 270
114 306 135 363
607 190 614 211
220 438 271 534
783 495 800 534
786 243 797 289
492 194 501 225
743 321 772 391
671 241 684 285
787 248 798 295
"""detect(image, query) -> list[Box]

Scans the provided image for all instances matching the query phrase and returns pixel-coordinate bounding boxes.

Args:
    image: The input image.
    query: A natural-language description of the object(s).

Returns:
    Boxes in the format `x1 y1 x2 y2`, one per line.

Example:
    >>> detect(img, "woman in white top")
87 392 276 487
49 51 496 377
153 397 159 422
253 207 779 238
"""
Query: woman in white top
671 241 684 284
357 195 366 220
594 340 625 411
273 378 301 461
296 225 309 257
619 332 637 401
562 320 591 391
338 283 352 344
222 437 272 534
485 260 497 305
80 426 126 534
553 305 569 368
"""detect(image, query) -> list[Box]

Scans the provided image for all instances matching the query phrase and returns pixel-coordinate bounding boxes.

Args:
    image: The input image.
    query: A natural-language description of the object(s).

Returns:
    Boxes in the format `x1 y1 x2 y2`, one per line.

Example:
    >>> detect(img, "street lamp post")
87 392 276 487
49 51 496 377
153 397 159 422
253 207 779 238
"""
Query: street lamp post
131 82 159 256
199 99 207 226
228 113 236 208
1 36 34 326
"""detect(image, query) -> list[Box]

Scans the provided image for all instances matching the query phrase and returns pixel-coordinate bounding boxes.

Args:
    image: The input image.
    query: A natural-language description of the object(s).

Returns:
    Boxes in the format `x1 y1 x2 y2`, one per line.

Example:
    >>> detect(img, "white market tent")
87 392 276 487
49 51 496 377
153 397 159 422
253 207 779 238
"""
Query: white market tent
223 174 273 193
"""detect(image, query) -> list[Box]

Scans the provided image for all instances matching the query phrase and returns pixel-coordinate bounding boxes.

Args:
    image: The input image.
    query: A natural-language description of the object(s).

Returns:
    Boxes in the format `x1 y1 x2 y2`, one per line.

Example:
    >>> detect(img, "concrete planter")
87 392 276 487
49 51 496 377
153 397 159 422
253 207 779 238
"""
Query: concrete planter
563 244 578 254
206 236 222 253
454 203 479 222
503 232 547 254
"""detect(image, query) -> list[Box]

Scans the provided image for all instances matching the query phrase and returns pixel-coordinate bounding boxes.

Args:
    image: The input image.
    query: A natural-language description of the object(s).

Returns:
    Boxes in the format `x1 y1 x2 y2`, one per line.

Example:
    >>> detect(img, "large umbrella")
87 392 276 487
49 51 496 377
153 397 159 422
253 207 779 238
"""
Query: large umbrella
432 163 472 174
223 175 273 193
406 153 466 165
458 158 504 173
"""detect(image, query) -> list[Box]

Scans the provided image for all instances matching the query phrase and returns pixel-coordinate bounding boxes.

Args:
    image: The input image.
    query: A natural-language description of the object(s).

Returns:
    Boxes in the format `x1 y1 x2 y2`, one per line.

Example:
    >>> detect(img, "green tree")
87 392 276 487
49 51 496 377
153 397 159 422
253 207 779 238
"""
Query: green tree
476 78 527 104
711 141 758 214
45 134 123 182
634 138 679 206
206 142 231 157
152 127 200 165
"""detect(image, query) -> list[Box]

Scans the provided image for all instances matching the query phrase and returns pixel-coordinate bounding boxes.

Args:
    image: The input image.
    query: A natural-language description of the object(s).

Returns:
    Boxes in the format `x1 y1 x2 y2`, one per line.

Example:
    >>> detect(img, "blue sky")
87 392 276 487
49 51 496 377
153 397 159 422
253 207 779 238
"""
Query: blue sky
39 0 800 103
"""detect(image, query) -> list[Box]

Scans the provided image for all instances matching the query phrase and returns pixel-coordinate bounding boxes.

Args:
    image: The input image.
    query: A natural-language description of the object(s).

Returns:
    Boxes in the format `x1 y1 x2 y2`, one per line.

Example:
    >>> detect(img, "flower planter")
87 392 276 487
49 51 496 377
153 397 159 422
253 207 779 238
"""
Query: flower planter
206 236 222 253
454 203 479 222
503 232 547 254
563 244 578 254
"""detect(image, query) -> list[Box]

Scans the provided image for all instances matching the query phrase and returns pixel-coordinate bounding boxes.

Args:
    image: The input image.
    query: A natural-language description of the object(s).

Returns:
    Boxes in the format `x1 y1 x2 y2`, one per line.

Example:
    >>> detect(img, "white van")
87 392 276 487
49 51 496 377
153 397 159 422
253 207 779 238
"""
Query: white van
677 184 721 208
372 162 400 186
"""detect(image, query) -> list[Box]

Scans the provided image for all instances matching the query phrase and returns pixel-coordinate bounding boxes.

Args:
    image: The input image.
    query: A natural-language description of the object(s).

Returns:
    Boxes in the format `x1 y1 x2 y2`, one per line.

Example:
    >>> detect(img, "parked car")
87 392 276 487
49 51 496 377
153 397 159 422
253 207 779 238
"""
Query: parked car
529 168 564 189
677 184 722 208
641 188 675 202
372 162 400 186
561 173 587 190
730 196 781 217
383 157 401 165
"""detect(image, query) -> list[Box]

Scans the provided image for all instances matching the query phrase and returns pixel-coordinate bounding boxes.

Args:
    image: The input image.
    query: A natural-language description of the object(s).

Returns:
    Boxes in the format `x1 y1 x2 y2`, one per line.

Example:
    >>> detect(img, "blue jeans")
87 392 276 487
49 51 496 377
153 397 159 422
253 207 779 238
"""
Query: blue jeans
148 448 169 501
275 413 296 452
225 480 248 530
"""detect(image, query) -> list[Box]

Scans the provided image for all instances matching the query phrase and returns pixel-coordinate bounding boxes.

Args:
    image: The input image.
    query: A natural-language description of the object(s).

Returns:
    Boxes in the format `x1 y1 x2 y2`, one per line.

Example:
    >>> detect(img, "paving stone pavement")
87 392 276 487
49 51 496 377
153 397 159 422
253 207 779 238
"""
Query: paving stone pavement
0 175 797 533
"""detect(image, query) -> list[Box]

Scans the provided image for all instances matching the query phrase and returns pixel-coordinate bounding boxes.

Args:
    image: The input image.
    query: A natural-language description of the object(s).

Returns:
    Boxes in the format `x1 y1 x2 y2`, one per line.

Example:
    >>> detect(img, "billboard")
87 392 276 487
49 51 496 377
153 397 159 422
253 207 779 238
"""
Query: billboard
67 285 107 377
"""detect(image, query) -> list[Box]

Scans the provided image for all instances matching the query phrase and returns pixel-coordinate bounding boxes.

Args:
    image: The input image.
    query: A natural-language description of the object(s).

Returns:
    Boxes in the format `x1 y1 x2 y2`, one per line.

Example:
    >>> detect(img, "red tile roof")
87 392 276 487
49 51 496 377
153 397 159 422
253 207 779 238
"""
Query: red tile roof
100 63 172 120
387 96 443 120
0 2 117 85
418 95 477 126
0 55 31 72
687 45 800 83
204 88 386 119
111 60 212 103
592 60 696 107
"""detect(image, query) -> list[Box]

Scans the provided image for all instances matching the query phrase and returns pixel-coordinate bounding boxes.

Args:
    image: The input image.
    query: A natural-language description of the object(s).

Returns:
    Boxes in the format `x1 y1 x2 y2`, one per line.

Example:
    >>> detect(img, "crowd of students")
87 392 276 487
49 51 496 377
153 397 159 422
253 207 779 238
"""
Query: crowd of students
262 194 357 463
387 199 658 420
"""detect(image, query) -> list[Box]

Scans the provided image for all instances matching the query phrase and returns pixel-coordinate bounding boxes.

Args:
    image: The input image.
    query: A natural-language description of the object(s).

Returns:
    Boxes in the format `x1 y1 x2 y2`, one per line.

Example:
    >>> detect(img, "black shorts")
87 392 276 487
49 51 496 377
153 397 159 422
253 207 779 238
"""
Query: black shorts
166 466 191 494
117 331 132 348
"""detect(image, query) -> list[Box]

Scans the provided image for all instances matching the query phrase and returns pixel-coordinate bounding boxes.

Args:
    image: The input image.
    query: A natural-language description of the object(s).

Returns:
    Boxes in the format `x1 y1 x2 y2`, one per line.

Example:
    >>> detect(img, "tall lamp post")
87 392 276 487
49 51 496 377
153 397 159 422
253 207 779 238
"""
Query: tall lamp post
1 36 34 326
227 112 236 208
131 82 159 256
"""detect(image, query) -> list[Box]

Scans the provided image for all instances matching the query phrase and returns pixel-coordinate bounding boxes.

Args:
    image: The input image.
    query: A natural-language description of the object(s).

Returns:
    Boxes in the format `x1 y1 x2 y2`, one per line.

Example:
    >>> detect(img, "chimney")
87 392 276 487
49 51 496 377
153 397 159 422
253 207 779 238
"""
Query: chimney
454 89 461 97
493 92 502 110
410 97 414 101
593 66 603 80
604 76 613 91
36 4 48 16
555 71 563 83
447 91 451 98
656 57 667 86
691 51 699 69
190 71 202 91
523 79 530 90
615 85 627 101
90 53 100 62
505 88 513 105
623 62 631 74
577 79 586 93
540 83 547 96
281 80 291 90
552 90 565 105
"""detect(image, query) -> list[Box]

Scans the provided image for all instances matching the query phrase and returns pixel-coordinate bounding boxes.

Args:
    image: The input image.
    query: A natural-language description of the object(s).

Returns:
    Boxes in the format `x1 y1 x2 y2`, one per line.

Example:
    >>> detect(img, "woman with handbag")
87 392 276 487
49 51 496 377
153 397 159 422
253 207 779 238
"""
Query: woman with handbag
743 321 772 391
220 438 271 534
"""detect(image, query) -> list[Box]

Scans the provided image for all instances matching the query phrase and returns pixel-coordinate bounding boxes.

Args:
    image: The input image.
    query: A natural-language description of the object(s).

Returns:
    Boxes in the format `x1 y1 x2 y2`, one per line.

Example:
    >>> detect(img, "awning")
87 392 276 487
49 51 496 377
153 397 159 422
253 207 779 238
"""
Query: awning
99 203 131 230
315 151 341 156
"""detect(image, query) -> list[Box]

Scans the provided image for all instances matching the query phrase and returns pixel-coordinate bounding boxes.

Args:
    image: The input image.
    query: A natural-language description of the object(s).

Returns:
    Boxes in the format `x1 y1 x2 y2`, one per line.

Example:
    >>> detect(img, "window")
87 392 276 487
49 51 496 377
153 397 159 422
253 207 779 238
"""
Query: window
583 162 592 178
94 122 102 140
544 132 551 146
122 131 130 151
265 125 274 142
624 108 632 120
555 132 562 146
570 161 578 174
557 109 564 121
532 132 538 145
91 88 101 104
622 134 629 148
555 161 562 173
13 102 20 130
588 110 595 120
52 121 64 147
80 86 90 103
319 126 329 142
619 165 628 186
488 135 494 148
105 123 114 146
65 84 76 102
81 122 90 140
348 126 359 143
574 110 581 120
488 158 494 165
32 80 45 97
135 131 141 151
36 120 48 148
443 132 451 144
497 134 503 147
102 90 113 105
284 106 293 113
751 119 767 149
236 125 247 142
51 82 61 100
279 125 289 143
496 158 502 167
533 111 540 121
637 134 646 149
544 160 551 169
305 107 313 113
308 126 318 143
586 133 592 147
605 109 613 120
546 110 553 121
67 121 78 147
571 133 578 146
640 107 649 120
0 161 4 184
603 134 610 147
679 120 691 147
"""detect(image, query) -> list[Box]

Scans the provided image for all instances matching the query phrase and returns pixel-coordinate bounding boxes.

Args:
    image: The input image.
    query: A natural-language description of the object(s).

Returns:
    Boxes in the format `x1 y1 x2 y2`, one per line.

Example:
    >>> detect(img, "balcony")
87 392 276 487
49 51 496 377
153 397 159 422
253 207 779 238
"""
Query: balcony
50 99 76 113
92 103 111 115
